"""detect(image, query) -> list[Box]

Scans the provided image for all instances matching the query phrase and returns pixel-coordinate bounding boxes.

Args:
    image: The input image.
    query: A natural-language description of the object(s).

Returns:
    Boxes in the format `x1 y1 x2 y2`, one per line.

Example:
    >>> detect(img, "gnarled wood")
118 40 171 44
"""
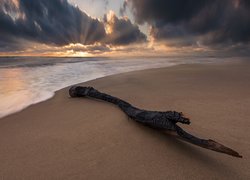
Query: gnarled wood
69 86 242 158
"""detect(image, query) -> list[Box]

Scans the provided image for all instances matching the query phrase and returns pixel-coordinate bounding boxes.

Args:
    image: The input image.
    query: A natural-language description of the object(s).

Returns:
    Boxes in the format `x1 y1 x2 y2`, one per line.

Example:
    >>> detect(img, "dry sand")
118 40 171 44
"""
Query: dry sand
0 60 250 179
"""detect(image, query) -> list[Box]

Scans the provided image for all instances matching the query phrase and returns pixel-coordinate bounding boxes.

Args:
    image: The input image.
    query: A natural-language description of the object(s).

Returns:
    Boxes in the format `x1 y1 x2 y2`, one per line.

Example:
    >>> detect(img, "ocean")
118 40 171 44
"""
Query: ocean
0 56 232 118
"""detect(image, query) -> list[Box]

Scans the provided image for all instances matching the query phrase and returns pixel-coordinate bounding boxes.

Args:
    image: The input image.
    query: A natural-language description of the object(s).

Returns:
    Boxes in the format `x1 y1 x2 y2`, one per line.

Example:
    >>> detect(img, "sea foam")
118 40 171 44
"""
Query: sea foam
0 56 229 118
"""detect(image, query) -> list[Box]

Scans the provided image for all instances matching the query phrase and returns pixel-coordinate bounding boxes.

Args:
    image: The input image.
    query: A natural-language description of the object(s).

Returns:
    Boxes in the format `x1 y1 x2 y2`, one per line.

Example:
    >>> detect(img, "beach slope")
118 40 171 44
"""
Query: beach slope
0 61 250 179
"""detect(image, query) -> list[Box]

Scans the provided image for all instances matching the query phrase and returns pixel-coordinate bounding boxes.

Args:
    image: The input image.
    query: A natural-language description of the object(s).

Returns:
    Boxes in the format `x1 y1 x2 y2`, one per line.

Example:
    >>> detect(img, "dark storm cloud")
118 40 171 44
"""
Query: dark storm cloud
125 0 250 47
104 12 146 45
0 37 21 52
0 0 146 52
0 0 106 46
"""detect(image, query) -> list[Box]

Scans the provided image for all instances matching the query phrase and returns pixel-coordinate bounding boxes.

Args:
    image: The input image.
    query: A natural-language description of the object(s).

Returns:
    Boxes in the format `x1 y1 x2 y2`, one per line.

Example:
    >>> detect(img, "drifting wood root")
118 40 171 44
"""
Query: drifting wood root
69 86 242 158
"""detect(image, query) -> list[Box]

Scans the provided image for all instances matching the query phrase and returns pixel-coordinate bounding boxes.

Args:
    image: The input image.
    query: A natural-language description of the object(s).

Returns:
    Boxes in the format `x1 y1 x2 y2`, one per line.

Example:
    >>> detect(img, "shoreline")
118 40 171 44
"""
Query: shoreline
0 58 181 119
0 62 195 119
0 61 250 179
0 59 240 120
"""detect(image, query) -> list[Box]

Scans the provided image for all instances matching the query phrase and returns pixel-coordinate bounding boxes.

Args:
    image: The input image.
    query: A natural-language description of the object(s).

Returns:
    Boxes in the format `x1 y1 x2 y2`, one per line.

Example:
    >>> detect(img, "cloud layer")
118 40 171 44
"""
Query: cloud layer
124 0 250 47
1 0 250 56
0 0 146 52
104 11 146 45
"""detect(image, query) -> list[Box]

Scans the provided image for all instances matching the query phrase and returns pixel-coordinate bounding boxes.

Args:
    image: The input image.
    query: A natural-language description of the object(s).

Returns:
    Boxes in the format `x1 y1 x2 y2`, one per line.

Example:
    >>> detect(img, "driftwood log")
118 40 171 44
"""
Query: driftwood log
69 86 242 158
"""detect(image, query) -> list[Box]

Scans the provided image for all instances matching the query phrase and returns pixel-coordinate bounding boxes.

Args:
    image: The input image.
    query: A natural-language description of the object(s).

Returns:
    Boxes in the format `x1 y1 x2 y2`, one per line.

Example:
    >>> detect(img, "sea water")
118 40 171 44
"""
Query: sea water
0 56 228 118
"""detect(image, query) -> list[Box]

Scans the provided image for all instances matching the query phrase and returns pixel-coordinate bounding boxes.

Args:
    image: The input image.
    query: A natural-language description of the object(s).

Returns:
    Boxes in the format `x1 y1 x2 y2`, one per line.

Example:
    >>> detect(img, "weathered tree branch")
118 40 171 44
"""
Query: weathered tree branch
69 86 242 158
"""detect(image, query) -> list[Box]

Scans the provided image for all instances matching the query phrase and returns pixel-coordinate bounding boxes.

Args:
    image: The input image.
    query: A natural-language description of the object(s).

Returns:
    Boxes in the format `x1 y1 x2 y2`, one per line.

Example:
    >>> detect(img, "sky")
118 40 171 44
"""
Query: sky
0 0 249 57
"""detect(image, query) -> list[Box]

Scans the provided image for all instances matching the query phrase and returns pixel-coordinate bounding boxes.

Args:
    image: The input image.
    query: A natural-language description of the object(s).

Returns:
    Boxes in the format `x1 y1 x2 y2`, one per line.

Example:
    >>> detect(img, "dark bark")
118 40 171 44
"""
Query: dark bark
69 86 242 158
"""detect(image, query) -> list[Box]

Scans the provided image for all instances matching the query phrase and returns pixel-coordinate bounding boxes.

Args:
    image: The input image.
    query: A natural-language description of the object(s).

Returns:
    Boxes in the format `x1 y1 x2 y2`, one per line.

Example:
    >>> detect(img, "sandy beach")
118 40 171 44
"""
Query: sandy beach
0 61 250 179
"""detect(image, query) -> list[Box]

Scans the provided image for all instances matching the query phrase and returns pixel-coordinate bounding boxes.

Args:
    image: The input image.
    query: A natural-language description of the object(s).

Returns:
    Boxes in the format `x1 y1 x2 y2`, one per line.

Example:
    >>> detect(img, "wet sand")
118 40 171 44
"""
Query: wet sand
0 61 250 179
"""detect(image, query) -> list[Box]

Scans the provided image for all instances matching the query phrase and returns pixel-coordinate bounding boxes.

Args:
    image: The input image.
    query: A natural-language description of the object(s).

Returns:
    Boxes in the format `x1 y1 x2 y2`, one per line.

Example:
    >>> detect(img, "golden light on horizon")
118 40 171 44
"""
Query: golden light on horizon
65 50 92 57
0 38 206 58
